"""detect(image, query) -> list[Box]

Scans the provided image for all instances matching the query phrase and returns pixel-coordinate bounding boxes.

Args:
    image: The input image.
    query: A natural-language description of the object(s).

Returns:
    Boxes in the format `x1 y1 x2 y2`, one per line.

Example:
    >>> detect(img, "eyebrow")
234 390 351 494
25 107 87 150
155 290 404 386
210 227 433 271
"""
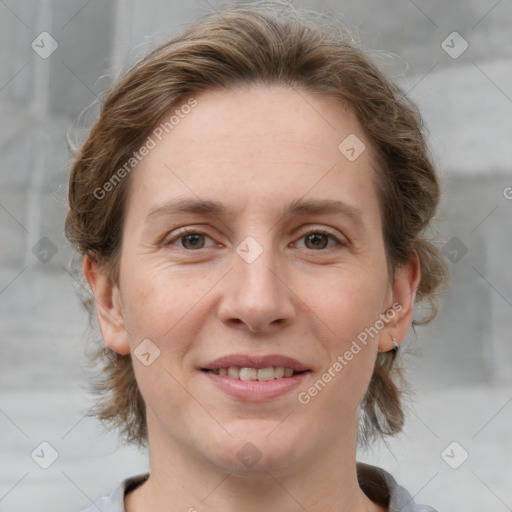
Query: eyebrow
145 197 364 227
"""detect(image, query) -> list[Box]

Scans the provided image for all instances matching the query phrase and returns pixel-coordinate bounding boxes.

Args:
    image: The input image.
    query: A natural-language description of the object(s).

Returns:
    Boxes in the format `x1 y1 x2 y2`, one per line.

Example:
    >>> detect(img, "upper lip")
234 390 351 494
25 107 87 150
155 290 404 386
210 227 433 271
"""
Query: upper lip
201 354 310 372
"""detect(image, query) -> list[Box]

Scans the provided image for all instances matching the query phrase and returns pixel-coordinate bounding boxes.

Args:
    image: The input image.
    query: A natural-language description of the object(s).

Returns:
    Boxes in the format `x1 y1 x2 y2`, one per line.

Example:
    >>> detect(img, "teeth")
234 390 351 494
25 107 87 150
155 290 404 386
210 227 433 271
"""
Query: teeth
274 367 285 379
212 366 299 381
257 367 275 381
228 366 239 379
239 368 258 381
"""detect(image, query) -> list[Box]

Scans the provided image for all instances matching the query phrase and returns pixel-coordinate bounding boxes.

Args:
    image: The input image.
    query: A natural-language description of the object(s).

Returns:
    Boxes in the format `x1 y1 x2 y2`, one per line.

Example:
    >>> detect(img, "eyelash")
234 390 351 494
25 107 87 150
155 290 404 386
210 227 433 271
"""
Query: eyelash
164 227 347 252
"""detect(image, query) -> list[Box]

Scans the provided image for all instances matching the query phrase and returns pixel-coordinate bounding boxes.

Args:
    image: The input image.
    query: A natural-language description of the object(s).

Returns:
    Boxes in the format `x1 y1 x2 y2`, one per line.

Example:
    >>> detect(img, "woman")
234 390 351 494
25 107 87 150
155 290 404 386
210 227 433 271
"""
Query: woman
65 5 449 511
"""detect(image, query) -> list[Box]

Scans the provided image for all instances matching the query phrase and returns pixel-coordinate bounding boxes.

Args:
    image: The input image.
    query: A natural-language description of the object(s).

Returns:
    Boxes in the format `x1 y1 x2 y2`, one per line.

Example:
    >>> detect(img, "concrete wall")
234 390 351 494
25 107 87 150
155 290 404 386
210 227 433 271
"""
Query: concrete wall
1 1 511 511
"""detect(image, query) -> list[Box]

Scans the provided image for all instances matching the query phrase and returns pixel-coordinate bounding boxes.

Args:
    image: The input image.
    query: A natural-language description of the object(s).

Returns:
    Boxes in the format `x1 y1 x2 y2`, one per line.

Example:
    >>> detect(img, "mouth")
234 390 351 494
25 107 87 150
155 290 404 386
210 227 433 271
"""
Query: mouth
199 354 311 401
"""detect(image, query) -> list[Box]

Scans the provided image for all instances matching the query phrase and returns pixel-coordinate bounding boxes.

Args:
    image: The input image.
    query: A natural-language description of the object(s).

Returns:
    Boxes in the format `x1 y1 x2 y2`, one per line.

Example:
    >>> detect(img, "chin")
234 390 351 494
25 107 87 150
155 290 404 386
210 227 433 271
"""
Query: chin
209 446 302 478
200 420 311 477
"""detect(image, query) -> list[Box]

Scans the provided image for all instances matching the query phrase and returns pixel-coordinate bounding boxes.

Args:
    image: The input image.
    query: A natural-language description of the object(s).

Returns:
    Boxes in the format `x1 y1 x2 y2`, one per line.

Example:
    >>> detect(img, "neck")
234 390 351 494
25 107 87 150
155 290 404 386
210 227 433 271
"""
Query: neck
125 416 385 512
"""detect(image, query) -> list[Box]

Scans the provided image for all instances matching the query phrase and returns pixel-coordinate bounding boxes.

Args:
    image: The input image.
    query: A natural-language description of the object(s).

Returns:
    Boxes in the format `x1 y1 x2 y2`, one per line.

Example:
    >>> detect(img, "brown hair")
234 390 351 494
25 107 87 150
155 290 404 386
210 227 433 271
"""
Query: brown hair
65 4 449 446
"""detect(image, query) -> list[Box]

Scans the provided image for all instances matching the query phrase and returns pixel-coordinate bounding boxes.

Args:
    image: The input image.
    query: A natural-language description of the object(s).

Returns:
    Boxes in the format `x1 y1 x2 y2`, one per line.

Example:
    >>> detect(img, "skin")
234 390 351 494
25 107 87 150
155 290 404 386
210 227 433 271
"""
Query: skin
84 85 420 512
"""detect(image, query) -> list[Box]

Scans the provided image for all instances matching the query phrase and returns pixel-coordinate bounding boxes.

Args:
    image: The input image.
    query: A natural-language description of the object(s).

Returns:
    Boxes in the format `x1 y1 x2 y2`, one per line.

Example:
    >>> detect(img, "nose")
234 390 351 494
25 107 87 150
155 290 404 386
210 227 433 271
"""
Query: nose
217 242 295 334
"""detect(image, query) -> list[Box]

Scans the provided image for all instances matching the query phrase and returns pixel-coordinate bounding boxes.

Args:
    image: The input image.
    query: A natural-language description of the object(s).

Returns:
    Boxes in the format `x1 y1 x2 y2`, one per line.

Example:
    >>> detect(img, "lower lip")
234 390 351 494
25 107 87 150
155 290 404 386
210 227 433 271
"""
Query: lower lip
201 371 310 401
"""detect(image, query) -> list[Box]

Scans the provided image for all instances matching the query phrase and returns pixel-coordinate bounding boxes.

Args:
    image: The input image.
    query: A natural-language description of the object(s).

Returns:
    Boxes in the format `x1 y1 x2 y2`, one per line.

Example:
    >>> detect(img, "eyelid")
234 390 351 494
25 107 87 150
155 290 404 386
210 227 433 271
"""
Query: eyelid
293 226 349 249
163 226 217 248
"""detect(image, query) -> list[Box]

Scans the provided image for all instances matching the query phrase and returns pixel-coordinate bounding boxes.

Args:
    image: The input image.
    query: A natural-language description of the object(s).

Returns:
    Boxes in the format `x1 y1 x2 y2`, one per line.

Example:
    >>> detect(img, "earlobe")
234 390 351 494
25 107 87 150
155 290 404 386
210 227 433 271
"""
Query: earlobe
83 254 131 355
378 252 421 352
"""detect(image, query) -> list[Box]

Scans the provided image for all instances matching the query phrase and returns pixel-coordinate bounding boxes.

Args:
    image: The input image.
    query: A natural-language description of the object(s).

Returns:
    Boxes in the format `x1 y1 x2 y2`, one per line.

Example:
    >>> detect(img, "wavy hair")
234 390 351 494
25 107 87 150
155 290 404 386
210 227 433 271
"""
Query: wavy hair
65 3 449 446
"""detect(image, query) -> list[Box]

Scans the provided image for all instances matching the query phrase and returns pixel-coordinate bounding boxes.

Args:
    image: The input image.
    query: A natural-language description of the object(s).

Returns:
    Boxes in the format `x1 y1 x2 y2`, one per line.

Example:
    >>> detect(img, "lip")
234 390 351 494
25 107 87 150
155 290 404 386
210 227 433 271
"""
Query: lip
202 371 310 401
201 354 310 372
199 353 311 402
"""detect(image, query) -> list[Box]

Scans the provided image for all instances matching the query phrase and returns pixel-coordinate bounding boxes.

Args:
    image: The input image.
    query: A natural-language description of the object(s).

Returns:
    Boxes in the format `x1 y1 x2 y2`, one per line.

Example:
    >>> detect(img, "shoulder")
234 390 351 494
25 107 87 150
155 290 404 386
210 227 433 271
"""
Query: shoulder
83 467 436 512
81 474 149 512
357 462 438 512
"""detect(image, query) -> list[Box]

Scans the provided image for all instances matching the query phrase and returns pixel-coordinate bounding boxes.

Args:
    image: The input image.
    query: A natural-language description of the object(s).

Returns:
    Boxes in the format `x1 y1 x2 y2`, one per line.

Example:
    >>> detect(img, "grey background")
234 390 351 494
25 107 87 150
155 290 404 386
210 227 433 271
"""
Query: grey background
1 1 511 511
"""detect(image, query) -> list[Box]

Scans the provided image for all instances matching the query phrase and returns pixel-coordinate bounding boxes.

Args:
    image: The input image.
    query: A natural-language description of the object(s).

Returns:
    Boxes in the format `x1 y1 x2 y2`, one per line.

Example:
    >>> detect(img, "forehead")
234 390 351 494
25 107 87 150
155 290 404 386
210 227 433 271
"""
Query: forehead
126 84 380 225
157 85 363 166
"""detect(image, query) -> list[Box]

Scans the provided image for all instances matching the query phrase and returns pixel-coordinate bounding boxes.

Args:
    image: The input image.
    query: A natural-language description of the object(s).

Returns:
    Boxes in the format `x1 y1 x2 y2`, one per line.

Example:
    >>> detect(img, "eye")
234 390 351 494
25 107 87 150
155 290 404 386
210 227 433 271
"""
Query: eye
295 229 346 251
163 227 347 252
164 228 216 250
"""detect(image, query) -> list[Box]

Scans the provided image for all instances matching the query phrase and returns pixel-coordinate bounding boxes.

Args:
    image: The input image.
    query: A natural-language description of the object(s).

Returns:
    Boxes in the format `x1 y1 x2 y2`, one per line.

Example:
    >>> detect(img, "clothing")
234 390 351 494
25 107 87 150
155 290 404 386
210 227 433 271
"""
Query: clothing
81 463 437 512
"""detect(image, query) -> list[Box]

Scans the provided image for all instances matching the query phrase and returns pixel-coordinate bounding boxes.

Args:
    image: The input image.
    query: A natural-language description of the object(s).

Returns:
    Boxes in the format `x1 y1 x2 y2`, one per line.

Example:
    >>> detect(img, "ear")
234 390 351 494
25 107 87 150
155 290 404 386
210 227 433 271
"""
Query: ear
378 252 421 352
83 253 131 355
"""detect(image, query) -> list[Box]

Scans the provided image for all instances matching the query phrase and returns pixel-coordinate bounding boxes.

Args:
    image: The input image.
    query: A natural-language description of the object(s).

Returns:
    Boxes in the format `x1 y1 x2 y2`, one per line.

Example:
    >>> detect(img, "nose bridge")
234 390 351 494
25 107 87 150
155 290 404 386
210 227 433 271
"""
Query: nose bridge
237 237 278 293
220 233 294 331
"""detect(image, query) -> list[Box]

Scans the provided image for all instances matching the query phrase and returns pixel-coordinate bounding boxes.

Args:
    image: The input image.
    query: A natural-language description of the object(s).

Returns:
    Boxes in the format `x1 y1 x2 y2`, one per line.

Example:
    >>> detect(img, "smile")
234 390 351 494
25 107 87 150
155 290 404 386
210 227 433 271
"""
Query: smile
204 366 300 381
200 355 312 401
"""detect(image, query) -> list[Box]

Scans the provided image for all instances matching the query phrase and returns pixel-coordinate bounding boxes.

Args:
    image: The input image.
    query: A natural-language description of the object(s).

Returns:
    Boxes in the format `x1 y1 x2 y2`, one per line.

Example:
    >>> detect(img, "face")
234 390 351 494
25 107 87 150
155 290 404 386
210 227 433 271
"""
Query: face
88 85 418 476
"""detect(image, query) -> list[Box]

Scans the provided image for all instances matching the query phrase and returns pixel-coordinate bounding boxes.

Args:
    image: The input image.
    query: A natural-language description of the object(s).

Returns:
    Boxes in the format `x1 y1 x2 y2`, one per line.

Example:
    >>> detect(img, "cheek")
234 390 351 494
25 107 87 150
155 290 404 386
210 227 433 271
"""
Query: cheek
299 262 387 402
310 265 389 342
298 323 378 423
119 257 206 339
121 265 204 417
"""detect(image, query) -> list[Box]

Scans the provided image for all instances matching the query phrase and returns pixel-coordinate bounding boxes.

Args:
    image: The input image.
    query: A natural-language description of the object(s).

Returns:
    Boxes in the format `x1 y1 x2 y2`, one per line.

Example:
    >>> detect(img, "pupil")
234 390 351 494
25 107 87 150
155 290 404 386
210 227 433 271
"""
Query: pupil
183 234 204 249
307 233 327 249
